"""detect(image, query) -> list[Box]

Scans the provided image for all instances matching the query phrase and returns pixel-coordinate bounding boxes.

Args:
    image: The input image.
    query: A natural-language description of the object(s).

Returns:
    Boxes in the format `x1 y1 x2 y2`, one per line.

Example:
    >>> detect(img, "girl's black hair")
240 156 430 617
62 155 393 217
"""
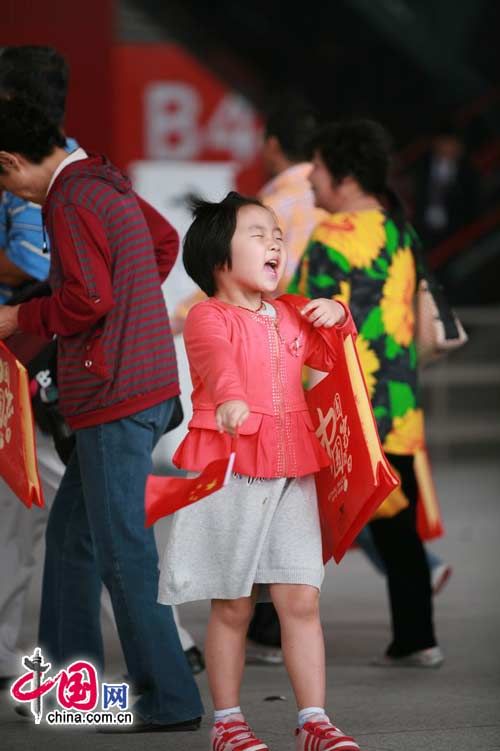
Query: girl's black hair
310 118 407 226
183 191 264 297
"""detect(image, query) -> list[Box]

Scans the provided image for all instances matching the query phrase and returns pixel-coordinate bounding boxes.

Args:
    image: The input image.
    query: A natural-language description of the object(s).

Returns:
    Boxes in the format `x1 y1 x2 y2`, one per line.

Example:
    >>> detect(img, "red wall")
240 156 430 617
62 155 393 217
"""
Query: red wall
1 0 115 156
112 44 265 194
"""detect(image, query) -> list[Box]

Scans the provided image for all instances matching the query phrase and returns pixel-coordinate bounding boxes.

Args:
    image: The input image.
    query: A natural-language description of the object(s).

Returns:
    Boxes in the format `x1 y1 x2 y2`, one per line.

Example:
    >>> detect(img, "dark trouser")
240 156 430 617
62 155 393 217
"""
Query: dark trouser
38 400 204 724
248 454 437 657
248 602 282 648
369 453 437 657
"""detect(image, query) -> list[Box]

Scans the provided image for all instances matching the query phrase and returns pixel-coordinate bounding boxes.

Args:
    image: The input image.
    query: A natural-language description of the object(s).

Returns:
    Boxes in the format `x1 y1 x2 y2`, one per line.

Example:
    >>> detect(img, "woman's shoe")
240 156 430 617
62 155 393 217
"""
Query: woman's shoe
371 646 444 668
245 639 283 665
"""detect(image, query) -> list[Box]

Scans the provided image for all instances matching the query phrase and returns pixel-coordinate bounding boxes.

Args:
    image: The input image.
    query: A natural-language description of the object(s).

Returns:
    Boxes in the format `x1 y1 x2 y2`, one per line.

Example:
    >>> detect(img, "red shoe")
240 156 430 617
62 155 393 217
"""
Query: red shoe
295 714 360 750
211 713 269 751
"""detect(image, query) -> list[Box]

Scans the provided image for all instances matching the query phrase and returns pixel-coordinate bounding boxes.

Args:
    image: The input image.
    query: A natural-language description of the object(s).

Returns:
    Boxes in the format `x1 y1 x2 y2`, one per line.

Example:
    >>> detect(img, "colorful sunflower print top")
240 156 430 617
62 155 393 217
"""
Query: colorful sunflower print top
289 208 424 455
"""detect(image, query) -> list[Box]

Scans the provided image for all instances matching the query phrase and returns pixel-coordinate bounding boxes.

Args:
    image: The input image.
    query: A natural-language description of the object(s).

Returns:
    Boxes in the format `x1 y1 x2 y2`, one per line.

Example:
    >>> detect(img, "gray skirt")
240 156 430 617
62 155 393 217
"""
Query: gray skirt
156 473 324 605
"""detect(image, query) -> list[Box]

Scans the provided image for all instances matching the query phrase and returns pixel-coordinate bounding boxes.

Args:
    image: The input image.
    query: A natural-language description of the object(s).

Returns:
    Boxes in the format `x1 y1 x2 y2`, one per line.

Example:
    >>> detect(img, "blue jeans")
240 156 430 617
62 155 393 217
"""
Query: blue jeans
38 400 203 724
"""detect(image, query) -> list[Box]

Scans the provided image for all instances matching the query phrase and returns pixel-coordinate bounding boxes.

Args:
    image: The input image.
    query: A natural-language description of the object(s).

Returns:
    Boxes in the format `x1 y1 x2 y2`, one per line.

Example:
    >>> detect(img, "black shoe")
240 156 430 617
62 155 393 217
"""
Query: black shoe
98 716 201 733
184 646 205 675
0 676 14 691
14 704 30 719
15 696 57 719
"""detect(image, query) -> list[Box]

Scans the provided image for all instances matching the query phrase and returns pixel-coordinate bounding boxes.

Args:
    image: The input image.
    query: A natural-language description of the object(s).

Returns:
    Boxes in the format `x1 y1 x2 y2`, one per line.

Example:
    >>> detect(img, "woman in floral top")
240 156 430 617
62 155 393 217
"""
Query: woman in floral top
291 199 423 454
290 119 443 667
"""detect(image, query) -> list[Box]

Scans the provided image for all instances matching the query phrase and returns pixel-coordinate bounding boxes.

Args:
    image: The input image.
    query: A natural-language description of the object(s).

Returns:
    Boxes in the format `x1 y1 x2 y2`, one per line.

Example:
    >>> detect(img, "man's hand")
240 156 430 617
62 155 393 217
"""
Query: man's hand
0 304 19 339
300 298 347 328
215 399 250 436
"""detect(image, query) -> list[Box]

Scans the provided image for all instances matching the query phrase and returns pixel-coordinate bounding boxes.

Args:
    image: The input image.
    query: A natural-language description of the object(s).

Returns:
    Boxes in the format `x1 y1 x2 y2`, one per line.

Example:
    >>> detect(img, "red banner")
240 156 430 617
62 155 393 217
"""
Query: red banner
415 449 445 539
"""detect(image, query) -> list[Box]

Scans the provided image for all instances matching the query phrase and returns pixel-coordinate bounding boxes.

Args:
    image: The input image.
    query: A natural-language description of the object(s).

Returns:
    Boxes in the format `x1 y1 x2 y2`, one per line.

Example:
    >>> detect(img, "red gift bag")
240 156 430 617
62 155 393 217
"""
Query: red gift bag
306 330 399 564
0 342 44 508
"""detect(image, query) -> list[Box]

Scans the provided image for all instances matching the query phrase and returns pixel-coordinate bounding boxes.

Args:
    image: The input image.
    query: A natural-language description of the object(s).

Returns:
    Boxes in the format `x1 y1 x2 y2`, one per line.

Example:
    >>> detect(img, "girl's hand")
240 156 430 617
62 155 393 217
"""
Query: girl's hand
216 399 250 436
300 299 347 328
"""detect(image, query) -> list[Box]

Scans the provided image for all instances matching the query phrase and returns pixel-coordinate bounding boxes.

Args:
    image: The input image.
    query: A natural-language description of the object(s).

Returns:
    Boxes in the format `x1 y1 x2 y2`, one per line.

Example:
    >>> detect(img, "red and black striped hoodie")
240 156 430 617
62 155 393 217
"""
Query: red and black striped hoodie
18 154 180 429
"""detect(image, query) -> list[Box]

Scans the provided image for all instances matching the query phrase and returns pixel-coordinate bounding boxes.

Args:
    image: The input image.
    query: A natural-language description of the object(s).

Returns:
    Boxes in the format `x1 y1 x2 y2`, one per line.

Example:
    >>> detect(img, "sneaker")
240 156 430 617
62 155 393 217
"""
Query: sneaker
431 563 452 596
211 714 269 750
246 639 283 665
295 714 360 750
371 646 444 668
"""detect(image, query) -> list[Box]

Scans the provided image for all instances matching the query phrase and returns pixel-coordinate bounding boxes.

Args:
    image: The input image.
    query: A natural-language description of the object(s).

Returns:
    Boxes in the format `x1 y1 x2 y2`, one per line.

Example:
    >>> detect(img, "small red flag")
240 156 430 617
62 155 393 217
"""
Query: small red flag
145 451 236 527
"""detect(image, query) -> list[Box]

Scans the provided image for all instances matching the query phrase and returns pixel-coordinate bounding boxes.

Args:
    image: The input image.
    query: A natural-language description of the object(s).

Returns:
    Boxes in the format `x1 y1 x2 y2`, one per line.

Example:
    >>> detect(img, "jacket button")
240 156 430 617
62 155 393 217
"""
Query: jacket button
93 297 101 303
85 360 93 368
85 345 90 351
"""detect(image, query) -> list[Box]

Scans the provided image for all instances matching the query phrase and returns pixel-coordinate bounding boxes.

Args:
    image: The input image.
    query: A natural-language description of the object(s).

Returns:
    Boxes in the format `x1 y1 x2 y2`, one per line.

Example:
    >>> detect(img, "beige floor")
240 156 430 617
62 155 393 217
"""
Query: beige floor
1 459 499 751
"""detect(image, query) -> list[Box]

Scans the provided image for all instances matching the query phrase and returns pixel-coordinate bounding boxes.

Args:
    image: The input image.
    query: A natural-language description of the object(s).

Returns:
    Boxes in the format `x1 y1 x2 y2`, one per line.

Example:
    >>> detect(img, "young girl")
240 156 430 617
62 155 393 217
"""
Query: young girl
157 192 361 751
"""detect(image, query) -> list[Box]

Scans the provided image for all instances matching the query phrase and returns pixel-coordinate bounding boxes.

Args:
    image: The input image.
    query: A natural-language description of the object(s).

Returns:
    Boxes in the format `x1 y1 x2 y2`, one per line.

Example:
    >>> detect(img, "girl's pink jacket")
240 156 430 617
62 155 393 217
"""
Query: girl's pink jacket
173 295 357 478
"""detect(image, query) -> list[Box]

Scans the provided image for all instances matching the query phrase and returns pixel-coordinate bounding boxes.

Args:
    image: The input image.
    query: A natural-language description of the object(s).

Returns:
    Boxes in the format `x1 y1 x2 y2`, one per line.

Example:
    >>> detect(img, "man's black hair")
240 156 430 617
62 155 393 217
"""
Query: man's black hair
0 97 66 166
0 45 69 127
310 119 392 196
264 93 319 163
183 191 265 297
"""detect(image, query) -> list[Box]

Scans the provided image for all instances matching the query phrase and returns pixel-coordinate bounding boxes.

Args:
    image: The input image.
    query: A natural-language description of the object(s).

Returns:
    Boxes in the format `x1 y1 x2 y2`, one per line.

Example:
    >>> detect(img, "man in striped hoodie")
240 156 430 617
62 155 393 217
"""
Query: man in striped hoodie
0 97 203 731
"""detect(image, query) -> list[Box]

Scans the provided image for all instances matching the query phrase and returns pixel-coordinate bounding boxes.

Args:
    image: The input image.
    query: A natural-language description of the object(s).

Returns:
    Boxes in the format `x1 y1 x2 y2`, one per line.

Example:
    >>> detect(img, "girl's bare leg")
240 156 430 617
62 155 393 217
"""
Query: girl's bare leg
270 583 325 709
205 591 256 709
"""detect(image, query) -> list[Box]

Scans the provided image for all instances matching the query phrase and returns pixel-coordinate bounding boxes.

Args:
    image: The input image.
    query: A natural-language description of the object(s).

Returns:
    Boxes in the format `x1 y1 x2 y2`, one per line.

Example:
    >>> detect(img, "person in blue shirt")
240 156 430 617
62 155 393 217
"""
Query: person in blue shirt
0 193 50 301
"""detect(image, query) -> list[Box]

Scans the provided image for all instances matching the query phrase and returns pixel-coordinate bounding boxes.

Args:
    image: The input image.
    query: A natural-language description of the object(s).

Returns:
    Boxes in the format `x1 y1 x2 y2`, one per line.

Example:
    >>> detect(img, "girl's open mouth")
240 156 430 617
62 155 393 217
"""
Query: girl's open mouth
264 259 279 275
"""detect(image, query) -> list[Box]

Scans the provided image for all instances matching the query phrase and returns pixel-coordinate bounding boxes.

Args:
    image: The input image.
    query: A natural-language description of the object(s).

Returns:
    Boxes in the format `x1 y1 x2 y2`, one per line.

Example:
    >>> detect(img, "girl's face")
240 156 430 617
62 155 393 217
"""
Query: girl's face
222 204 286 294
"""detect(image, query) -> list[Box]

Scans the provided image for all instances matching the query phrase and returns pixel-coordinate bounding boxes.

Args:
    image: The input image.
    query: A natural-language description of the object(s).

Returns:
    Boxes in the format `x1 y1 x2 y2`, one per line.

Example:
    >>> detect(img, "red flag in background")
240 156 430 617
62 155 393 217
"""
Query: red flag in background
415 448 445 540
0 342 44 508
145 451 236 527
306 331 399 564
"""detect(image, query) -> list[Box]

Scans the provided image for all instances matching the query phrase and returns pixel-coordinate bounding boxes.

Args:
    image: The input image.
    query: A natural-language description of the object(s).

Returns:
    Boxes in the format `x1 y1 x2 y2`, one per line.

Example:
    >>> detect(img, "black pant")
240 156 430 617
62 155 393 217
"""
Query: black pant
248 601 282 647
369 453 436 656
248 454 437 656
